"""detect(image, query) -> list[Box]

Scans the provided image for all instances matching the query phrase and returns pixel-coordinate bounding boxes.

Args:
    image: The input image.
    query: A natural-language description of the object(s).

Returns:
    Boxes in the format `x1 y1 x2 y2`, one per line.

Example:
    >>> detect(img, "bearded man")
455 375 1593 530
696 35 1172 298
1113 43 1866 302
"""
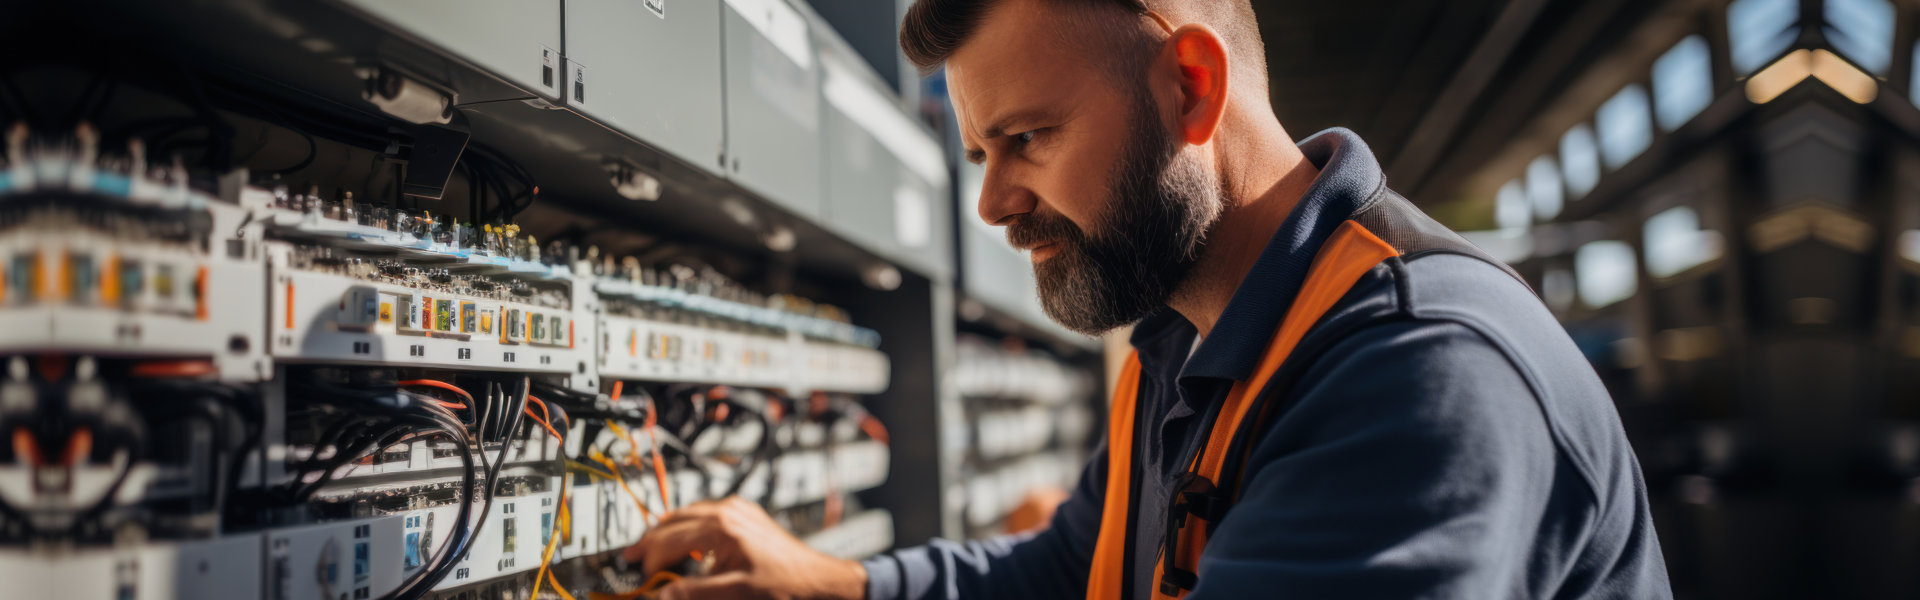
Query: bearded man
622 1 1672 598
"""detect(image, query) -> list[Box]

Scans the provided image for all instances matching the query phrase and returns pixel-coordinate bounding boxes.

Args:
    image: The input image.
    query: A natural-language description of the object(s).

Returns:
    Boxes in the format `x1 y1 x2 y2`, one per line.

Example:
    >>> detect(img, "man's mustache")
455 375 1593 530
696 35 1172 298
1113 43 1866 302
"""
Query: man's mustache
1006 212 1086 251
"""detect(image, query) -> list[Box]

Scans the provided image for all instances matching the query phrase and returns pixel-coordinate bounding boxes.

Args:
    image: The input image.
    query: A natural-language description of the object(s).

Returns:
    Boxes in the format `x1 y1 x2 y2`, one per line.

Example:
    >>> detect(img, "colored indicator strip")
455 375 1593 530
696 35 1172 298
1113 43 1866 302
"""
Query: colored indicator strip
433 299 454 332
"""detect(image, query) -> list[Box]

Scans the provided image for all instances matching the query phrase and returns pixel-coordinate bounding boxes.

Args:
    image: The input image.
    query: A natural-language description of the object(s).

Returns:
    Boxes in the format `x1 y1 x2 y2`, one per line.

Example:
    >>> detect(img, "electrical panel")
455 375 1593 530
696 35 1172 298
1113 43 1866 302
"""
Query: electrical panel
0 0 1105 598
951 334 1099 538
0 117 899 597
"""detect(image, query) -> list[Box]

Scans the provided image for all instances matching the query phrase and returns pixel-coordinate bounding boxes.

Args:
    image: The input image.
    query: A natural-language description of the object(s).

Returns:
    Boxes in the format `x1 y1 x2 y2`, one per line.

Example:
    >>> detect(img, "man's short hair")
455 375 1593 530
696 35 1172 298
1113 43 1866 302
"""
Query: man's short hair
899 0 1268 94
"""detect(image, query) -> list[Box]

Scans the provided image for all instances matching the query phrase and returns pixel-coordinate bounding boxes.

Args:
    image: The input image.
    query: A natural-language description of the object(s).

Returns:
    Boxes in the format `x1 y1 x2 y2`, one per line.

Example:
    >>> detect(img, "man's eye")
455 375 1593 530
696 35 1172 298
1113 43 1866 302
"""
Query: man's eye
1015 130 1037 144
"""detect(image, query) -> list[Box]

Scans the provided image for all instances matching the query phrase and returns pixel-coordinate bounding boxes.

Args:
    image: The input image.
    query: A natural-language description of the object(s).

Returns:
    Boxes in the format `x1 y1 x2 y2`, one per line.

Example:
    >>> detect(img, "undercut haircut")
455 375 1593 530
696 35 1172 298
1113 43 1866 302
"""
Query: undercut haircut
900 0 1269 94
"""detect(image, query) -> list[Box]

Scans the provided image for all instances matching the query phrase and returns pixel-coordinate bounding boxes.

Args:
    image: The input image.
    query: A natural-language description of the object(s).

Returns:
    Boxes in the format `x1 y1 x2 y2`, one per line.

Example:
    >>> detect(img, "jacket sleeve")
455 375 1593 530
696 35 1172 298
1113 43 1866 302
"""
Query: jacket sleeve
1187 319 1576 599
860 440 1108 600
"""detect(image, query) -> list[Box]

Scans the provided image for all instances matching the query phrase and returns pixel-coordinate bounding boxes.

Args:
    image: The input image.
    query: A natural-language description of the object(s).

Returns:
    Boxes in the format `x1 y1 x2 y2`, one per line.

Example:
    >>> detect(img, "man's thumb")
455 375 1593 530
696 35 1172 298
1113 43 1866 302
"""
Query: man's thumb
659 572 752 600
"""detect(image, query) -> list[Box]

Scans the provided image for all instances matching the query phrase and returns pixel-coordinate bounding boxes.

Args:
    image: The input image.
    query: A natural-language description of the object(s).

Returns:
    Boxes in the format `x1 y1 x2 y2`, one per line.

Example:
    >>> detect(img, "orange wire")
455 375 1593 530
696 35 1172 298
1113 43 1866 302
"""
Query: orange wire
859 414 890 446
608 421 672 511
591 452 655 522
11 429 40 467
524 407 564 444
62 427 93 466
644 409 672 508
610 380 624 401
396 379 475 403
528 394 553 425
130 360 216 378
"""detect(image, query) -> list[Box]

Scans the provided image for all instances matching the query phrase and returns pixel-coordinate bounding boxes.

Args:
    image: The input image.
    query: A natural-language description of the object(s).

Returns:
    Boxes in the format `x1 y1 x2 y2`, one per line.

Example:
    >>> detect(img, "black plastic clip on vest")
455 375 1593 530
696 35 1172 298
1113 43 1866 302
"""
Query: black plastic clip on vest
1160 471 1230 595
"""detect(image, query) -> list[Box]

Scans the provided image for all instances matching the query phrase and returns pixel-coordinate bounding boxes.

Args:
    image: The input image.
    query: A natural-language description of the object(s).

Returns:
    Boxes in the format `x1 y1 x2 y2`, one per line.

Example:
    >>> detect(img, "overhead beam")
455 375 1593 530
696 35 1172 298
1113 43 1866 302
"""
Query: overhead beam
1384 0 1552 192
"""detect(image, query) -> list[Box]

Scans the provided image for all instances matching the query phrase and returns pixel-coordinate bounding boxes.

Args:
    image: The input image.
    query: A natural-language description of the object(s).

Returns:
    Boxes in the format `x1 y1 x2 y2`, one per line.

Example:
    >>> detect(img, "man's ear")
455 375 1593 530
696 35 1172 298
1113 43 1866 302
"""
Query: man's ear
1166 24 1230 146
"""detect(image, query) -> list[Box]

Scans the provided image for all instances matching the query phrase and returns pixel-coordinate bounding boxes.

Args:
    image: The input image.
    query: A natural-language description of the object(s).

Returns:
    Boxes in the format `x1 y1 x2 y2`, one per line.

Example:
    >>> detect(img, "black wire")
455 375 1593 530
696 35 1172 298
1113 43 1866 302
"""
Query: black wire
398 376 527 600
173 62 235 171
272 128 318 176
721 403 777 498
385 420 476 600
286 381 476 600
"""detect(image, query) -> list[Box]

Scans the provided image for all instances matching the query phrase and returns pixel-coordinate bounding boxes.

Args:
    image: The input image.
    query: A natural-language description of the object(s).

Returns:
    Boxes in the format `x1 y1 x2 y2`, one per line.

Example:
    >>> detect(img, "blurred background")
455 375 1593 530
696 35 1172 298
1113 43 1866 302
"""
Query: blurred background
0 0 1908 598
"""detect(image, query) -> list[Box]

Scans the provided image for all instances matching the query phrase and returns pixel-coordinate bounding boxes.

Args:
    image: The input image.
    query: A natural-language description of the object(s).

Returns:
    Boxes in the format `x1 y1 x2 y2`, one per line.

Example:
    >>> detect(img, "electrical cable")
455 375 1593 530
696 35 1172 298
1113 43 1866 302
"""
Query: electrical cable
590 449 655 523
389 377 521 600
527 397 572 600
280 377 477 600
606 421 671 511
397 379 474 410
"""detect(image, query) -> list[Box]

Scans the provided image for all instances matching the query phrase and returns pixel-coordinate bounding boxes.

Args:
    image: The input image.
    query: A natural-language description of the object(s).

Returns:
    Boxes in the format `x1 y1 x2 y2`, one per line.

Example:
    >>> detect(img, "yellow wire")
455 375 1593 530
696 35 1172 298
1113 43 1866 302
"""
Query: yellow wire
590 450 655 523
532 483 566 599
532 418 571 600
606 421 672 511
566 460 619 480
546 569 578 600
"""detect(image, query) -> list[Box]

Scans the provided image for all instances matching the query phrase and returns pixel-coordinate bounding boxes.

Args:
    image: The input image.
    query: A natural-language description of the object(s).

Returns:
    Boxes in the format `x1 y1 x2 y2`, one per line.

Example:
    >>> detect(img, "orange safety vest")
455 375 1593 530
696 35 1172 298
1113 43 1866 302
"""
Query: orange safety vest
1085 220 1400 600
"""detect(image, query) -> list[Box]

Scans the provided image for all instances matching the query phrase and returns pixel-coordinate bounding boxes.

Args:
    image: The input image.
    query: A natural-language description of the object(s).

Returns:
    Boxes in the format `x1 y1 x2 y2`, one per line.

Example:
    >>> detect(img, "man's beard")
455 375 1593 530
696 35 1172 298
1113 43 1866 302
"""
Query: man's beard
1007 93 1225 336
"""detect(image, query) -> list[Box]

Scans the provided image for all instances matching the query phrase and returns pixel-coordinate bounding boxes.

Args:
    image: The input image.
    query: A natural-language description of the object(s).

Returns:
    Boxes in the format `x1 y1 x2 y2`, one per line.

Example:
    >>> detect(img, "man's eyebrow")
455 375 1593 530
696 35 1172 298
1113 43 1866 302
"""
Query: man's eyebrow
961 107 1057 165
979 107 1053 139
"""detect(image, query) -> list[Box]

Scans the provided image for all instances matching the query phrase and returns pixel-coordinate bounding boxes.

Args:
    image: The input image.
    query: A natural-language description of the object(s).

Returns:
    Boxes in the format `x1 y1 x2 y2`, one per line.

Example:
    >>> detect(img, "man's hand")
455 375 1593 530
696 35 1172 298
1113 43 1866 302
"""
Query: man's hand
622 497 868 600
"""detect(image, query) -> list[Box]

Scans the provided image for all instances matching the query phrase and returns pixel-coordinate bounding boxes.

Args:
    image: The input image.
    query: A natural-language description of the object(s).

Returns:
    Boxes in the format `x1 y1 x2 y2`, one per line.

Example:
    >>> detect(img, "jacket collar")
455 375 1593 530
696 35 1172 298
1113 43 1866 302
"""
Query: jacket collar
1130 127 1388 382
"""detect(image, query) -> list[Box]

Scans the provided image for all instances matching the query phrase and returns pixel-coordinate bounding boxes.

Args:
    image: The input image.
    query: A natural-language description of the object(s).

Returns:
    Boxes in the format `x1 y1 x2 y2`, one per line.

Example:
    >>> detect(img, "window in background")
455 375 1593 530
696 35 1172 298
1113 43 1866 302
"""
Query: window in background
1728 0 1800 74
1653 35 1713 131
1900 230 1920 264
1597 84 1653 170
1825 0 1894 74
1643 206 1726 278
1561 124 1602 198
1526 155 1564 221
1913 43 1920 104
1496 178 1531 230
1576 240 1639 309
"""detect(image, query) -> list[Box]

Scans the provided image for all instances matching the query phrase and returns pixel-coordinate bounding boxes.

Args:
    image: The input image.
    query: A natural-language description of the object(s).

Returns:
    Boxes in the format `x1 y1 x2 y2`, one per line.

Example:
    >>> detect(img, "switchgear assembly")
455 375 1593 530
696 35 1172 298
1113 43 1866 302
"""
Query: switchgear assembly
0 1 1102 598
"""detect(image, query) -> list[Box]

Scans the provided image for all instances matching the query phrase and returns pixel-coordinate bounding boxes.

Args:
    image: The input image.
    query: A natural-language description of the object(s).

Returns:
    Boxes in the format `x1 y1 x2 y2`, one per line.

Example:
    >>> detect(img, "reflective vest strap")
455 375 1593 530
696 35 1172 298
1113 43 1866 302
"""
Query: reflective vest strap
1154 220 1400 598
1087 352 1144 600
1084 220 1401 600
1195 220 1399 481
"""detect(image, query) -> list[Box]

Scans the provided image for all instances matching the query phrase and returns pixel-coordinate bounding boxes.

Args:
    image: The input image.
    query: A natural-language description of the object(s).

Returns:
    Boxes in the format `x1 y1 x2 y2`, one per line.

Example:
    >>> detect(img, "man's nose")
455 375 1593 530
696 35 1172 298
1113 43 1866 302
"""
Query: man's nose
976 167 1036 227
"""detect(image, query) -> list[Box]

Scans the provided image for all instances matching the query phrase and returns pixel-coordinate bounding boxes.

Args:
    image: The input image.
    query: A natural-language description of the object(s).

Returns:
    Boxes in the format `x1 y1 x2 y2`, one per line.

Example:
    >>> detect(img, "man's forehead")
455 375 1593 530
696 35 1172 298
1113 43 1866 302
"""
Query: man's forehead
946 0 1105 136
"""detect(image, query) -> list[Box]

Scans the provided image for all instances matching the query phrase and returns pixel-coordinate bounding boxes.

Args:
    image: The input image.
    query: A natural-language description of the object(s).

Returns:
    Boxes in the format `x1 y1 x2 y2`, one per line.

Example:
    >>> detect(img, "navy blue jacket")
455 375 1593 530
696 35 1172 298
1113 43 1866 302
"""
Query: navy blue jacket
862 129 1671 599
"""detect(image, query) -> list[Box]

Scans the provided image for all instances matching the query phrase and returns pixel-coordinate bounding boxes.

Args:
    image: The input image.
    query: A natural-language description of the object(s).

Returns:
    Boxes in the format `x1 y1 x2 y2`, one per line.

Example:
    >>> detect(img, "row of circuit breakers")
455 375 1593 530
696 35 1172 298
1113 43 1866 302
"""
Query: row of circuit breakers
0 126 896 599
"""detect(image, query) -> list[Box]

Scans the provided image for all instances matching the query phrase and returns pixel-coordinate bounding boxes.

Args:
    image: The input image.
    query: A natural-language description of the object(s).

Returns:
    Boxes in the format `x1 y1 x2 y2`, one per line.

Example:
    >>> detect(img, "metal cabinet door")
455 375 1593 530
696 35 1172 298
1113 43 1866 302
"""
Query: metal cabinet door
722 0 823 218
340 0 563 99
564 0 726 175
819 43 951 278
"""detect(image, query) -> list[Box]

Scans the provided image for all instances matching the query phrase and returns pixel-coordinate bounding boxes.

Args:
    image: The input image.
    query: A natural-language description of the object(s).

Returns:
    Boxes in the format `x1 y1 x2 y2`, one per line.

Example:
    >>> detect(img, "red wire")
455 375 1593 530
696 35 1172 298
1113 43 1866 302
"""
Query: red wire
130 360 216 378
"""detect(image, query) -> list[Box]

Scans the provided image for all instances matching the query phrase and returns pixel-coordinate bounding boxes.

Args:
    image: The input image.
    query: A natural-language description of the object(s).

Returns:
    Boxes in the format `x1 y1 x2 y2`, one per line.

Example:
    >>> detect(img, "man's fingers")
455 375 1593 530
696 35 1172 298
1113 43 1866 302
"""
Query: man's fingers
621 500 734 565
651 499 732 527
634 519 724 576
658 572 754 600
